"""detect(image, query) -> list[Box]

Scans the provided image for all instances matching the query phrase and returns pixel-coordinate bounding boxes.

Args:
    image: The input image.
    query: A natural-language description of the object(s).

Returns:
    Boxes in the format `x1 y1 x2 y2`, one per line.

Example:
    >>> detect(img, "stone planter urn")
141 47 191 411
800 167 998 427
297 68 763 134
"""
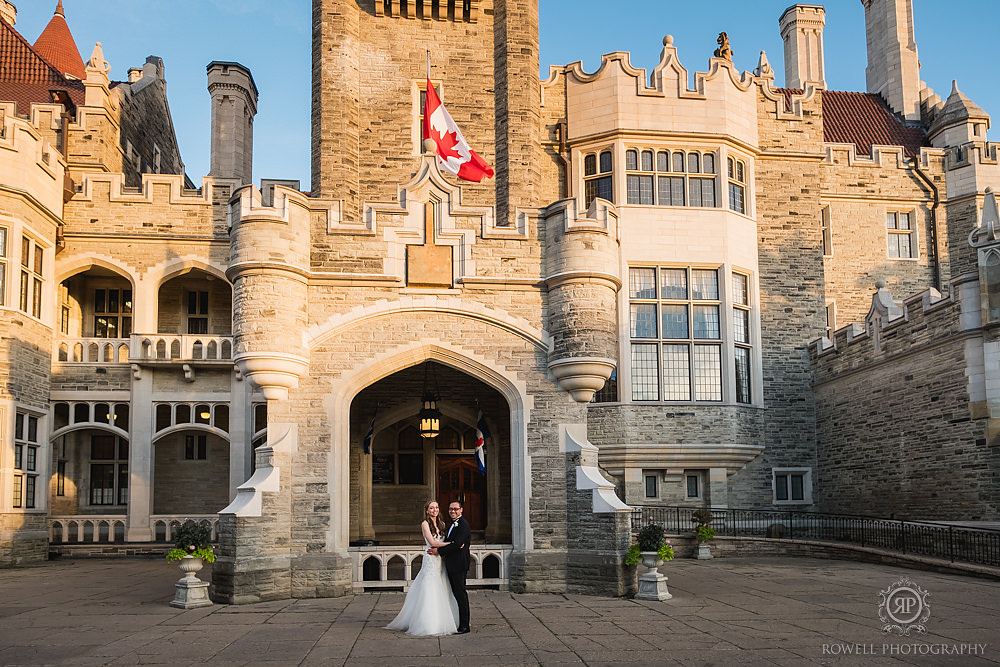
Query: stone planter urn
697 542 713 560
170 556 213 609
635 552 672 601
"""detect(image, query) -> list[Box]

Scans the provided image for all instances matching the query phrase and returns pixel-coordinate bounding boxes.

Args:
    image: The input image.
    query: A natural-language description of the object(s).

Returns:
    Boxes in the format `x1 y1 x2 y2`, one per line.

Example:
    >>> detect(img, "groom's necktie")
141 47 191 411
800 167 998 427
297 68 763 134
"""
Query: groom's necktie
447 520 458 538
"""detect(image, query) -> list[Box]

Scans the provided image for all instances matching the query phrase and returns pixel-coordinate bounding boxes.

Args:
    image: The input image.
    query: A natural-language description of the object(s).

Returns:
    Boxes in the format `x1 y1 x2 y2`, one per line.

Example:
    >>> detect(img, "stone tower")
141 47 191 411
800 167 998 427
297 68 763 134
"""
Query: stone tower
207 61 257 184
862 0 921 121
779 4 826 89
310 0 541 226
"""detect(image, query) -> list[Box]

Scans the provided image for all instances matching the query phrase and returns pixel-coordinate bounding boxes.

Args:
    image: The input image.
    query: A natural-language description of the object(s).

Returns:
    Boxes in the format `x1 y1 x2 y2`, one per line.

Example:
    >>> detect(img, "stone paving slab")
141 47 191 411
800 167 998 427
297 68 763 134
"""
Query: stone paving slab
0 556 998 665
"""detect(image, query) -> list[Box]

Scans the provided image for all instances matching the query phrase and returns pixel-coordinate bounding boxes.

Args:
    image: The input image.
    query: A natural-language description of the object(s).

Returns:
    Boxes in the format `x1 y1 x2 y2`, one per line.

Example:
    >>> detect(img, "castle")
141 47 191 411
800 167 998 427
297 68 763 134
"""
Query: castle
1 0 998 600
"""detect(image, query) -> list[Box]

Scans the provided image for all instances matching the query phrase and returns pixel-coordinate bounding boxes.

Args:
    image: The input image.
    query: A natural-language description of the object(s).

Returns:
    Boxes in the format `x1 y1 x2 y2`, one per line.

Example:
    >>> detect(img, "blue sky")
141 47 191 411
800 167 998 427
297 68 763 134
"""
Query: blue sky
10 1 997 192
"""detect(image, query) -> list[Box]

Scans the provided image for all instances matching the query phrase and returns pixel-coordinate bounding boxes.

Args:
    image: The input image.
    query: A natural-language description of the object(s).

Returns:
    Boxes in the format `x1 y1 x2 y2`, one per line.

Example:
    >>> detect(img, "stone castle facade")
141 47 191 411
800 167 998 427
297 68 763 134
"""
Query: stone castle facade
1 0 998 599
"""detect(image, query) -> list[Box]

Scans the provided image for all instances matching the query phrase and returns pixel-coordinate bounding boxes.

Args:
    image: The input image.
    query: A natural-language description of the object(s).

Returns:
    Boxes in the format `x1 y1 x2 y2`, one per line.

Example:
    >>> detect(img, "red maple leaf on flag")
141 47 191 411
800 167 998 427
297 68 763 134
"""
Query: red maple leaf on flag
434 128 463 162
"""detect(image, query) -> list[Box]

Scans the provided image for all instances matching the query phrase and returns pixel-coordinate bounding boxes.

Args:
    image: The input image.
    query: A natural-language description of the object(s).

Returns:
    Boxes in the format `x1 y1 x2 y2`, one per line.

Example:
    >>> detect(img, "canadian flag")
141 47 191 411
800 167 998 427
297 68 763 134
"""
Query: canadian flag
423 79 494 183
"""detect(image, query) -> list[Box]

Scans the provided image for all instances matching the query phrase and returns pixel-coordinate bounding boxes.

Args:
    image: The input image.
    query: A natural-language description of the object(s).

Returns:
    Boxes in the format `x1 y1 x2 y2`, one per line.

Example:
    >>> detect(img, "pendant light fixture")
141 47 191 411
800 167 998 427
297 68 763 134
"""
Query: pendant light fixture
418 362 442 438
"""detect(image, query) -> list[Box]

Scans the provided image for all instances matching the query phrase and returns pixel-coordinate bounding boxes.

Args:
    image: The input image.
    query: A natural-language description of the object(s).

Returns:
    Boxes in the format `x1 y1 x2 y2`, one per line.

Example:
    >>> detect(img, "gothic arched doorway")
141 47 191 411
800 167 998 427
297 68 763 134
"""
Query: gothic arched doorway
348 361 511 546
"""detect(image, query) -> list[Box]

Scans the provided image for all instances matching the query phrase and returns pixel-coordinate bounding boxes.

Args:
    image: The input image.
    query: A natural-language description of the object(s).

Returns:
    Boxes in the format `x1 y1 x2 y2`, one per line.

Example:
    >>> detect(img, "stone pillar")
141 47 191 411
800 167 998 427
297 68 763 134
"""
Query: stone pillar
708 467 729 509
544 200 620 402
779 5 825 89
228 369 252 500
861 0 921 121
126 369 154 541
207 62 258 184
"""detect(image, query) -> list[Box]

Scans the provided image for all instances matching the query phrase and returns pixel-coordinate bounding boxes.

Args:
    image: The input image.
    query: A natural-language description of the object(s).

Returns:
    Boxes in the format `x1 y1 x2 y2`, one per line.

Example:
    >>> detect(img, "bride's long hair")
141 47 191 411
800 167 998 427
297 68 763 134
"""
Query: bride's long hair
423 500 446 537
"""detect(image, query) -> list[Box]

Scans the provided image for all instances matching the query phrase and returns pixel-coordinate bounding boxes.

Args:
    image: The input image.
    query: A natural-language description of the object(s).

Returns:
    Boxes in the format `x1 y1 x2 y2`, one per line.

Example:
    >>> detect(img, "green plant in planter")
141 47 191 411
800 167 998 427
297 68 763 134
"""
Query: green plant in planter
165 520 217 563
625 523 675 565
691 508 715 542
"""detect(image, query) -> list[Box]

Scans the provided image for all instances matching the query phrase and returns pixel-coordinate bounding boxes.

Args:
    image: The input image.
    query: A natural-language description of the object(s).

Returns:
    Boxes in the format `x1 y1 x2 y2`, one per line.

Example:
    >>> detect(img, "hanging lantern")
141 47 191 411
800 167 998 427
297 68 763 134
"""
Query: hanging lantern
418 362 442 438
419 394 441 438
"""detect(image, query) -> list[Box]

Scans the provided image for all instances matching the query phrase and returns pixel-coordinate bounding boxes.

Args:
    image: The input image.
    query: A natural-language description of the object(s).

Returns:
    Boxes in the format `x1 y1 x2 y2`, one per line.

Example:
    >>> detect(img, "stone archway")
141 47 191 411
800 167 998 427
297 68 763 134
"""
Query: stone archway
327 341 531 555
348 361 511 546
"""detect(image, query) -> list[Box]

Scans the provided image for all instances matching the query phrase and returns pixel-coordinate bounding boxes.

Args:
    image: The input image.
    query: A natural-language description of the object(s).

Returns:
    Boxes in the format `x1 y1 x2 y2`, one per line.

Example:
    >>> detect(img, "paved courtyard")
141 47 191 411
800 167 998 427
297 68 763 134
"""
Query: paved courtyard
0 556 996 666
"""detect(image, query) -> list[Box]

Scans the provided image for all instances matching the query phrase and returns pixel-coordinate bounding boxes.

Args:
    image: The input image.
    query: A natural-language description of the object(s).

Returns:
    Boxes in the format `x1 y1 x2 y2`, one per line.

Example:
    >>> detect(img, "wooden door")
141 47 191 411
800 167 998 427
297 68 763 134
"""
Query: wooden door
437 456 486 531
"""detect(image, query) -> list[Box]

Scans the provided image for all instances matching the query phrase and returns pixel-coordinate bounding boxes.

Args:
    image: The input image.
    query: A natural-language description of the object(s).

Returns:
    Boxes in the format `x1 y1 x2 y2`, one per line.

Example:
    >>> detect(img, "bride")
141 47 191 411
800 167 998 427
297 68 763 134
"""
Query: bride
385 500 460 636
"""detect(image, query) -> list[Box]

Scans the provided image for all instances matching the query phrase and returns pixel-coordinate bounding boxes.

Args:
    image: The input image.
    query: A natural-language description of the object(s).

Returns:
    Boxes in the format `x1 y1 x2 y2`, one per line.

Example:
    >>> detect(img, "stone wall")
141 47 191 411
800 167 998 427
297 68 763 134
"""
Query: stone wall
821 146 947 325
727 85 826 508
812 280 999 519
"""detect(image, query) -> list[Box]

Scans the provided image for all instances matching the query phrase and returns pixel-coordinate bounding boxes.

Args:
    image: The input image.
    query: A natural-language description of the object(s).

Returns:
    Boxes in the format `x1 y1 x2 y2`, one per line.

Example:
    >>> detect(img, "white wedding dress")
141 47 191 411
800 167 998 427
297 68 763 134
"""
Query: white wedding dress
385 538 460 636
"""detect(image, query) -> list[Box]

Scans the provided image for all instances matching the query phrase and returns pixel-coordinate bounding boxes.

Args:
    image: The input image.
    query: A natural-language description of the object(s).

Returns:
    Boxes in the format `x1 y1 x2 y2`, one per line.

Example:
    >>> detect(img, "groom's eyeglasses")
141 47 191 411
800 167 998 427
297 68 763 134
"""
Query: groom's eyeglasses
448 506 461 513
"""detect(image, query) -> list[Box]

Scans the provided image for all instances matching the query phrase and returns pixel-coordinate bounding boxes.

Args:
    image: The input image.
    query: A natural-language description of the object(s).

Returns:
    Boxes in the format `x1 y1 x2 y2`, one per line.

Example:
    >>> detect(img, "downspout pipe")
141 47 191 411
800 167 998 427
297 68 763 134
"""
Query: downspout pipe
909 156 942 291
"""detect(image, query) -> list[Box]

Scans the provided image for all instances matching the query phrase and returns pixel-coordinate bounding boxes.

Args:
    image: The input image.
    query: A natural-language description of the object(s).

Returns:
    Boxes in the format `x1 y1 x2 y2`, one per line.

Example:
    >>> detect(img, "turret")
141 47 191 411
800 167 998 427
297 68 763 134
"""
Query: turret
544 199 620 402
927 81 990 149
228 186 310 401
208 61 257 184
779 5 825 89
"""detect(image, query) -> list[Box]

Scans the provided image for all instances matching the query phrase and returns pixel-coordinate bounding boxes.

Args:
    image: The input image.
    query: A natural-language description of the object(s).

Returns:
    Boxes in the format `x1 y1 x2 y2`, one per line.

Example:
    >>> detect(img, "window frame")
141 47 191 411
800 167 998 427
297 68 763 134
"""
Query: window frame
89 435 128 506
13 410 43 510
624 147 718 208
685 472 702 501
886 210 919 260
583 149 614 208
627 264 757 405
18 235 44 319
0 225 7 307
772 468 813 505
727 156 748 215
644 473 659 499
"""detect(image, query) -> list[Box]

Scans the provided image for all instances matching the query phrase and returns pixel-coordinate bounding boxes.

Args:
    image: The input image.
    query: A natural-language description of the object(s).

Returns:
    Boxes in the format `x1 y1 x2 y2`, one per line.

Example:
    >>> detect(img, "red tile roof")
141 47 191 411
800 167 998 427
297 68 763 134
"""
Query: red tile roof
0 14 84 116
32 1 86 80
821 90 926 157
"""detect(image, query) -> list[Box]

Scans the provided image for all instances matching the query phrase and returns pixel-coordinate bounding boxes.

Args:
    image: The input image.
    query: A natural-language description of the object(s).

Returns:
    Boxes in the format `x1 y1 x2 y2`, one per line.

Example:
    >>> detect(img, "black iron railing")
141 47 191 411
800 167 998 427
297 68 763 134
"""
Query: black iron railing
631 506 1000 568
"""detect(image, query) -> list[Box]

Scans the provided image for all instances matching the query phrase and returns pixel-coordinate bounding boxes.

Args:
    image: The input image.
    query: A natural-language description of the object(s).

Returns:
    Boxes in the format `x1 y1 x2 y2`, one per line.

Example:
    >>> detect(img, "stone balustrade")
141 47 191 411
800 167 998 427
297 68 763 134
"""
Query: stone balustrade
130 334 233 362
54 336 234 364
349 544 512 593
55 338 131 363
49 515 219 544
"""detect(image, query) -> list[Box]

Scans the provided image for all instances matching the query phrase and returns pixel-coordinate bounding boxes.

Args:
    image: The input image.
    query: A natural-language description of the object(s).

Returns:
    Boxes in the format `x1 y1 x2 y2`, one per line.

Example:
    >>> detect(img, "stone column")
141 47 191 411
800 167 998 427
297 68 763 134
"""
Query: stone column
126 368 154 541
228 369 252 500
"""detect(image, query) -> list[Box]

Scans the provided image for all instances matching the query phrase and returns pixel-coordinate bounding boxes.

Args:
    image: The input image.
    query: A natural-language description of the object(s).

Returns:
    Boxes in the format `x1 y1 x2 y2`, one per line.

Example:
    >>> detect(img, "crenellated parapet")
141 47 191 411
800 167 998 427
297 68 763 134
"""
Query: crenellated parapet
0 105 66 217
811 274 980 380
542 35 759 146
64 173 237 237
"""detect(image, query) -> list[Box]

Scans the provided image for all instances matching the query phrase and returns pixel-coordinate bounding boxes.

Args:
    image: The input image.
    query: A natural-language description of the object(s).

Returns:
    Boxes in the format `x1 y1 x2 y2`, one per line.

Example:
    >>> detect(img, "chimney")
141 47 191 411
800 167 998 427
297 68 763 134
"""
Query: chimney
207 61 258 184
862 0 921 121
0 1 16 26
779 5 826 89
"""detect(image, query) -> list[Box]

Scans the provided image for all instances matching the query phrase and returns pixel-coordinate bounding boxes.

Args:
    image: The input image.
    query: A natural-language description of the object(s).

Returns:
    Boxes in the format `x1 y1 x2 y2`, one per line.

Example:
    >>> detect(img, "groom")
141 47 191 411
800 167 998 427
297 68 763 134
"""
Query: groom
428 499 471 633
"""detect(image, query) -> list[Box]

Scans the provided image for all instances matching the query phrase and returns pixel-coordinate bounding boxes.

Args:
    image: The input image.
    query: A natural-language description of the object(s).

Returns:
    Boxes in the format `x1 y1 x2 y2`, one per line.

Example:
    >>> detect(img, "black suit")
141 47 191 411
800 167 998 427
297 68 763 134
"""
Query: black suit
438 516 471 630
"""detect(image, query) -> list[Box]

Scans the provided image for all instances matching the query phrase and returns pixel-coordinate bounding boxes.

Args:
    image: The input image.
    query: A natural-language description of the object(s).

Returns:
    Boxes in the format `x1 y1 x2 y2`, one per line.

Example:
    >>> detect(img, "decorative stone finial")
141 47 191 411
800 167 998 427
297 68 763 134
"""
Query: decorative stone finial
875 279 887 290
755 50 773 78
714 32 733 61
951 80 960 96
423 138 437 154
55 0 65 17
663 35 674 47
87 42 110 73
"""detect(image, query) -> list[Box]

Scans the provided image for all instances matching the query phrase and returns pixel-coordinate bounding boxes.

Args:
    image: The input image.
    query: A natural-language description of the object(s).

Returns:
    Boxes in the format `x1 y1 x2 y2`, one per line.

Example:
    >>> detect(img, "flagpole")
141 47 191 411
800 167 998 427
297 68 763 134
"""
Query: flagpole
426 50 430 81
